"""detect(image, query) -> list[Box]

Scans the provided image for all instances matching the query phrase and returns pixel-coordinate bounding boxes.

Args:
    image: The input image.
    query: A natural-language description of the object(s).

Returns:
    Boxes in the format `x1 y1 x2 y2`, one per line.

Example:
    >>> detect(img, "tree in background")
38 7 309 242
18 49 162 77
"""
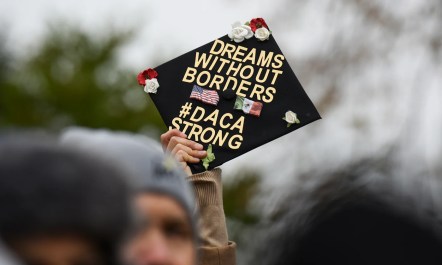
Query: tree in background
0 24 165 133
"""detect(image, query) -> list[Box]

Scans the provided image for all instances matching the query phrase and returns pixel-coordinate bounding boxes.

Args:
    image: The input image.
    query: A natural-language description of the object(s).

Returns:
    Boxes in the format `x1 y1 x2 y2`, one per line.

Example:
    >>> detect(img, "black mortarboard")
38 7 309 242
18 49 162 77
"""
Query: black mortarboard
137 18 321 173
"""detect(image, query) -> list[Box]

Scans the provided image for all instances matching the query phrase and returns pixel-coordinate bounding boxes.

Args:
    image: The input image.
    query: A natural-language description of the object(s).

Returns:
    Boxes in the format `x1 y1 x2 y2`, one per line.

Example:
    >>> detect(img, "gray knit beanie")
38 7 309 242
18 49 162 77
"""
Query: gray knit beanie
60 127 196 239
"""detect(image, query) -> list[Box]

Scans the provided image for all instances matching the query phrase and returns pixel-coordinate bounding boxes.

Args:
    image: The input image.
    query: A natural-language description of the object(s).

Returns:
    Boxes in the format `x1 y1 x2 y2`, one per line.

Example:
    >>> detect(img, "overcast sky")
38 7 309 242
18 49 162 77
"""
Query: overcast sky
0 0 287 70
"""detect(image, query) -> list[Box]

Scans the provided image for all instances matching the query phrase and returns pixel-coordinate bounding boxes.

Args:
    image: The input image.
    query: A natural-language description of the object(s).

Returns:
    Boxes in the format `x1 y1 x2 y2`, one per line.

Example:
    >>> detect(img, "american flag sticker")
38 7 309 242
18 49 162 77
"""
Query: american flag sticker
189 85 220 106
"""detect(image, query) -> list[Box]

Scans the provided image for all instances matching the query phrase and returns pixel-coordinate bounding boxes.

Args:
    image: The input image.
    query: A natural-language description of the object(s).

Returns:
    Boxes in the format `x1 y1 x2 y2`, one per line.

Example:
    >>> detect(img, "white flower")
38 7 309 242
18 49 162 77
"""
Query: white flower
283 111 300 127
255 27 271 41
144 78 160 94
228 21 253 43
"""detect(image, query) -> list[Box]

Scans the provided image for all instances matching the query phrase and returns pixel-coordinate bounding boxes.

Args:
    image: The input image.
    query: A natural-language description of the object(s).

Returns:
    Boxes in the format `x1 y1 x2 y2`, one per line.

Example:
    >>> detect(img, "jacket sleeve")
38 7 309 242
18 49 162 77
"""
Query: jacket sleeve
187 168 236 265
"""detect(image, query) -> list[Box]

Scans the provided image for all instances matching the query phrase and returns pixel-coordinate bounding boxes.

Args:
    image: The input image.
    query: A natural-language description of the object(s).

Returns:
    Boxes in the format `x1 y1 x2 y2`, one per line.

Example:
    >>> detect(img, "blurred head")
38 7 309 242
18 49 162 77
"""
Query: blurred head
61 128 197 265
0 240 22 265
260 158 442 265
0 136 131 265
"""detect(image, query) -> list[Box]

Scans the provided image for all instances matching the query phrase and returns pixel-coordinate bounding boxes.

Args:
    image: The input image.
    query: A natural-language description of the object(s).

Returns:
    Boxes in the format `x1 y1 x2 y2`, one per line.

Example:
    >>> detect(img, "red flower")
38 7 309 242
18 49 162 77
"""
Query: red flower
250 18 269 33
137 68 158 86
137 72 146 86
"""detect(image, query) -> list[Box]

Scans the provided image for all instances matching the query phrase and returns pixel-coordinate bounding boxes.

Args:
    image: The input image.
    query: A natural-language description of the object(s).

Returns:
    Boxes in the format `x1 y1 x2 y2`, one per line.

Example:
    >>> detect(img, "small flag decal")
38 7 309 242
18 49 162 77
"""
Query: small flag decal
234 96 263 117
189 85 220 106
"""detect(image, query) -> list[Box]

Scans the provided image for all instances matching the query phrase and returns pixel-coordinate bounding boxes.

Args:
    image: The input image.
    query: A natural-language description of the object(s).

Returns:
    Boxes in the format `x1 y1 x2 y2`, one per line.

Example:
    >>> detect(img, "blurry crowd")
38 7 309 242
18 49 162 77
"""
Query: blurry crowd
1 128 442 265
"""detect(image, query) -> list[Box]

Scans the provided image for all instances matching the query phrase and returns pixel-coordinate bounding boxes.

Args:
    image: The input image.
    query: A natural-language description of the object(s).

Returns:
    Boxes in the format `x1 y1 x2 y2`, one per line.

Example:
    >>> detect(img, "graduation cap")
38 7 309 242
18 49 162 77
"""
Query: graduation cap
137 18 321 173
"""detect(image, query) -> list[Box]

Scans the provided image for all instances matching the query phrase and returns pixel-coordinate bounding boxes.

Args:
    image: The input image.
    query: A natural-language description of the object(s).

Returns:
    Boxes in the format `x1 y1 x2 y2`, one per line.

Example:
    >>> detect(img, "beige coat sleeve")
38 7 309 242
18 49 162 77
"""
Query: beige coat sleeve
187 168 236 265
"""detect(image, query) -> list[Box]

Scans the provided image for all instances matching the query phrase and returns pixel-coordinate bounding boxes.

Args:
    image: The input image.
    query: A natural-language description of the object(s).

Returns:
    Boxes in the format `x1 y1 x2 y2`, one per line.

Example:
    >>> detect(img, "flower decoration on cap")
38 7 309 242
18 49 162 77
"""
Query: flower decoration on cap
228 21 253 43
202 144 215 170
283 111 300 127
229 18 271 43
255 27 271 41
250 18 271 41
137 68 160 94
250 18 269 32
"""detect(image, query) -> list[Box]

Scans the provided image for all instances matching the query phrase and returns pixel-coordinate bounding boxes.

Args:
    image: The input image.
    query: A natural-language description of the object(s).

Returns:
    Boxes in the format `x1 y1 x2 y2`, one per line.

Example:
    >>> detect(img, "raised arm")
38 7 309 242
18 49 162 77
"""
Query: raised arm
161 129 236 265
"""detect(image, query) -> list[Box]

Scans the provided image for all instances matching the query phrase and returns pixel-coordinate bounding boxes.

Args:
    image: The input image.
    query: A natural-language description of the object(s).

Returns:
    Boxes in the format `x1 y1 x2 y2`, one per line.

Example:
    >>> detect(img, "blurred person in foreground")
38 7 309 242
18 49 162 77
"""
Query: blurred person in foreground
61 128 236 265
61 129 197 265
0 136 131 265
254 157 442 265
0 241 22 265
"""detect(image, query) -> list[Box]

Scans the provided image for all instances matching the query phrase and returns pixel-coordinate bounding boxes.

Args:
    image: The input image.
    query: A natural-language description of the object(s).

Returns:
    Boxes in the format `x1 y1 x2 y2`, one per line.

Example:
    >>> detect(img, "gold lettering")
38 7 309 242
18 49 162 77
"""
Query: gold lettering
221 43 236 59
217 58 230 73
194 52 212 68
236 80 251 97
213 130 229 147
243 48 256 64
232 45 248 62
271 70 283 85
200 127 216 143
263 87 276 103
169 117 182 131
250 84 265 101
223 76 238 91
182 67 197 83
257 51 274 68
220 113 233 129
256 68 270 83
226 61 242 76
210 39 225 55
240 65 254 80
208 56 219 71
204 109 219 126
272 54 285 69
190 107 205 122
230 116 244 134
196 71 211 86
182 121 193 134
228 134 243 149
209 75 224 90
188 124 203 142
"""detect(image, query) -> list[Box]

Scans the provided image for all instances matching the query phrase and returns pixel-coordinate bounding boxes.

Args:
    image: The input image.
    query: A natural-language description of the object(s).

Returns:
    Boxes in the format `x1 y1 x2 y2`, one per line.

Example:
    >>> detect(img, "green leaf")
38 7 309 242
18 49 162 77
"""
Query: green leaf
202 144 215 170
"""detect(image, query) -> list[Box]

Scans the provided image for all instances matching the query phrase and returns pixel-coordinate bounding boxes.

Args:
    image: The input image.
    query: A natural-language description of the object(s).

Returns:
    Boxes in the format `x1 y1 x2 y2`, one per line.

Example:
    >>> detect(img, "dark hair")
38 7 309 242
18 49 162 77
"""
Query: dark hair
0 136 131 264
258 157 442 265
